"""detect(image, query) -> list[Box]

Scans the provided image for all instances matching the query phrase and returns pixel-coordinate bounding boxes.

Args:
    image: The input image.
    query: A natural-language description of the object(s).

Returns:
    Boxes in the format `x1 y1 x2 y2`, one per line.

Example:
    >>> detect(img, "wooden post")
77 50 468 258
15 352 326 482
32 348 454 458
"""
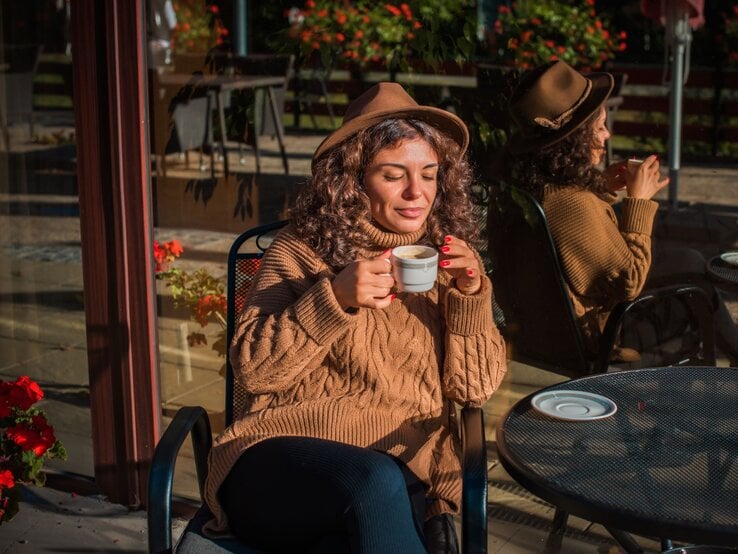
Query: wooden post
71 0 160 508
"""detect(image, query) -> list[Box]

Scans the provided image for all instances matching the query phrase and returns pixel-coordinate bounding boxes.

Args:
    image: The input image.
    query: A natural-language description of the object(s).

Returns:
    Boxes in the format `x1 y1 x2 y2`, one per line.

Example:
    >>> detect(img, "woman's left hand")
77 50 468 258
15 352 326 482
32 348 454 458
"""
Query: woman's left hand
439 235 482 295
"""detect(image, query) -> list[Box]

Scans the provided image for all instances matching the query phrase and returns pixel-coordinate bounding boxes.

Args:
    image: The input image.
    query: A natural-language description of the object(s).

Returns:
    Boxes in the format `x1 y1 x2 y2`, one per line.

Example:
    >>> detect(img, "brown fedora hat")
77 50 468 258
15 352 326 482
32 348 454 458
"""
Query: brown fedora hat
311 82 469 168
507 61 614 154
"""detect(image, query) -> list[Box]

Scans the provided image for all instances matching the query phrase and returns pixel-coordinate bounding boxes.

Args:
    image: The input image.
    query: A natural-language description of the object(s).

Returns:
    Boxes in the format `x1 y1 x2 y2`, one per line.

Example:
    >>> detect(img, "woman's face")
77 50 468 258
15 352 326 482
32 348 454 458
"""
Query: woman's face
363 137 439 234
591 106 611 164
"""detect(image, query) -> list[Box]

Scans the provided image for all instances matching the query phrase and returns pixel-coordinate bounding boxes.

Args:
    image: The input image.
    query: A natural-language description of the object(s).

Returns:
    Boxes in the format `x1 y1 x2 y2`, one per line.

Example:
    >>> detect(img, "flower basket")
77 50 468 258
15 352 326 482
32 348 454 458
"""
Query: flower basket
284 0 422 79
488 0 626 71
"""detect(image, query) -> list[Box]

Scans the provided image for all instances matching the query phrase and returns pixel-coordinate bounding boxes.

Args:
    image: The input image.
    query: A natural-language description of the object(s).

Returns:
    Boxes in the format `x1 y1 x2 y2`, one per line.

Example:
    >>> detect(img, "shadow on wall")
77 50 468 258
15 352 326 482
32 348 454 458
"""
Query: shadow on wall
153 172 306 233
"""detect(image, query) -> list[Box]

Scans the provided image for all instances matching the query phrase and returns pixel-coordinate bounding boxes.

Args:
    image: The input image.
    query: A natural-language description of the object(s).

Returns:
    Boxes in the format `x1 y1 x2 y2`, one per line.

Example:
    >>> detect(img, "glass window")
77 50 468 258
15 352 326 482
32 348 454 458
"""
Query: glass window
146 0 324 500
0 1 92 477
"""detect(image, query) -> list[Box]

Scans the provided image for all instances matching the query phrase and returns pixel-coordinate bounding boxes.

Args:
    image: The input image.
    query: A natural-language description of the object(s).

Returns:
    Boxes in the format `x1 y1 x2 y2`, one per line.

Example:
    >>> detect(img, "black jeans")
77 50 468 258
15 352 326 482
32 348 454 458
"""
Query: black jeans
220 436 431 553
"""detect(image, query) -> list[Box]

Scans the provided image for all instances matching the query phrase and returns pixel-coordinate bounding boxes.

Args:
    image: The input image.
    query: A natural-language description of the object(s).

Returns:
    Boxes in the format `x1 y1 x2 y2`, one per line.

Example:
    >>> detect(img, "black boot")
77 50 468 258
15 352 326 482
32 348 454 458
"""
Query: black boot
423 514 459 554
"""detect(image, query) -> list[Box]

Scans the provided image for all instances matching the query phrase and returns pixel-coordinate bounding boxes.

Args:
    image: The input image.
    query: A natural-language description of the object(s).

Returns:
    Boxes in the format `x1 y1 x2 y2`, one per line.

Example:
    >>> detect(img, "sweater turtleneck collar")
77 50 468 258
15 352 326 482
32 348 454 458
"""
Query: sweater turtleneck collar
358 219 427 252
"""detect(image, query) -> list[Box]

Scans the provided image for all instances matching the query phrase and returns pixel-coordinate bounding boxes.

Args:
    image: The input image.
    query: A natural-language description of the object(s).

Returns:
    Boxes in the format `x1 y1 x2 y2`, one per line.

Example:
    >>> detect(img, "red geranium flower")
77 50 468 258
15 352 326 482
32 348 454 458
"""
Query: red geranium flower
0 376 43 417
6 415 57 457
0 470 15 491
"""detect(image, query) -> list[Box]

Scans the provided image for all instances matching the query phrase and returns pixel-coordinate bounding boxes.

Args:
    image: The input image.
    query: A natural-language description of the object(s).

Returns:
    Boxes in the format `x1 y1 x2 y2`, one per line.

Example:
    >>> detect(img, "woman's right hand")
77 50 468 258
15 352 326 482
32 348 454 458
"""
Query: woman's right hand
625 154 670 200
331 249 395 311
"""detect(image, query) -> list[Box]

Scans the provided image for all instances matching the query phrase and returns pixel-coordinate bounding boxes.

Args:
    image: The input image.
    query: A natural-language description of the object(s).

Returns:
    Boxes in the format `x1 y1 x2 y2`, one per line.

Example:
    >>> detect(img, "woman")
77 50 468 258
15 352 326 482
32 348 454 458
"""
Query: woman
203 82 507 553
505 60 738 363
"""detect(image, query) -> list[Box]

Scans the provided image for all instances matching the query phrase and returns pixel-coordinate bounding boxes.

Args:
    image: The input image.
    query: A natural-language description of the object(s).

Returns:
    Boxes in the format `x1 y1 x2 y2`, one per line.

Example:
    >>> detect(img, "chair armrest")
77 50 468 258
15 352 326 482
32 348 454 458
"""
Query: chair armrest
460 404 487 554
148 406 212 554
596 284 715 373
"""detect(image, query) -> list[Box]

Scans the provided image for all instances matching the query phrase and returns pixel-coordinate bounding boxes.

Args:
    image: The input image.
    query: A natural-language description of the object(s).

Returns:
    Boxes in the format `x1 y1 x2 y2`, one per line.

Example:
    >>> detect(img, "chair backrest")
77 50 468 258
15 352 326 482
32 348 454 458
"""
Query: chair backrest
225 220 289 426
487 183 592 378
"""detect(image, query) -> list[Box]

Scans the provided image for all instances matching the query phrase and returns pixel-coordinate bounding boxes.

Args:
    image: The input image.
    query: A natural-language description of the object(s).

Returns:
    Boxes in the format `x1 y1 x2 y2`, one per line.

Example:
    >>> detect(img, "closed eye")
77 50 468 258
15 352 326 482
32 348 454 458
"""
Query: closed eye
384 173 405 182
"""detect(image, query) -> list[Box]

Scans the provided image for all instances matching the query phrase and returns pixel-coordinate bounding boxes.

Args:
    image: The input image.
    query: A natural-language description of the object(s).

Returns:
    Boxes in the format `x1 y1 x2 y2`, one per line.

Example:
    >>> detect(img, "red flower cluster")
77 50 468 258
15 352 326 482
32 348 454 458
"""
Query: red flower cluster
492 0 625 71
170 1 229 53
288 0 421 68
195 294 227 327
153 239 228 358
0 470 14 490
153 239 183 273
0 376 43 418
1 376 66 524
6 415 57 457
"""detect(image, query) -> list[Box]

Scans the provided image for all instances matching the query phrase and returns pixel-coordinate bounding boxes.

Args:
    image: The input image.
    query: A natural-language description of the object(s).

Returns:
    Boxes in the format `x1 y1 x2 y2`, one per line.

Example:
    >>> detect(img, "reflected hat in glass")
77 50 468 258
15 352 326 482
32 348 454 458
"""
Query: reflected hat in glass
507 61 614 154
311 82 469 169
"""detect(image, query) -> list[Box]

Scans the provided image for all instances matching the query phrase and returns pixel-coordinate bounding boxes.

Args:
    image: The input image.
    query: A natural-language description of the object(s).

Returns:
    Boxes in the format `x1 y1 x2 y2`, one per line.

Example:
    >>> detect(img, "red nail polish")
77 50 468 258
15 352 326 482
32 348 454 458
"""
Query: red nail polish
440 260 450 267
391 293 396 301
466 269 474 277
440 246 450 253
444 235 452 244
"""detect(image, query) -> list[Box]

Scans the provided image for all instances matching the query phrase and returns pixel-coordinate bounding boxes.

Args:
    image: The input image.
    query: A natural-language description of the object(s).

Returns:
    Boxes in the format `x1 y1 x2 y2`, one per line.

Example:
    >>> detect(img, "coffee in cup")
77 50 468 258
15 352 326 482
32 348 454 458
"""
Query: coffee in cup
391 245 438 293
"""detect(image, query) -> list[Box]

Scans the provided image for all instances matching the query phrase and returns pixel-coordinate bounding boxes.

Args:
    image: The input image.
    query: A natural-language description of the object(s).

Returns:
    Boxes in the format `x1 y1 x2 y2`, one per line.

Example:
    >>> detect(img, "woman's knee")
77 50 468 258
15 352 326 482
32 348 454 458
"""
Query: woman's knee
341 450 409 503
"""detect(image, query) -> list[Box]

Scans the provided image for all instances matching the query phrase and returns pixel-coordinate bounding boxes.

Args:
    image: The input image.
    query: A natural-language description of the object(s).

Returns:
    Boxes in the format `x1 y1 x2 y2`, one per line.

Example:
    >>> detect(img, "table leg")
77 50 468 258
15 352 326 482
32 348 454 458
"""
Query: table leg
266 85 289 175
551 507 568 532
215 89 230 176
252 88 263 174
203 92 215 177
0 106 9 150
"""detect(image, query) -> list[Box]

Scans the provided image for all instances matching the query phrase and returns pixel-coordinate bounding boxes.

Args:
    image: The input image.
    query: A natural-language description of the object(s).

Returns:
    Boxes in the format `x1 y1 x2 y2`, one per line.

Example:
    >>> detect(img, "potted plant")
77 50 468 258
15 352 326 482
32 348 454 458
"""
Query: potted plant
283 0 423 84
170 1 229 56
0 376 67 524
488 0 626 72
154 239 228 377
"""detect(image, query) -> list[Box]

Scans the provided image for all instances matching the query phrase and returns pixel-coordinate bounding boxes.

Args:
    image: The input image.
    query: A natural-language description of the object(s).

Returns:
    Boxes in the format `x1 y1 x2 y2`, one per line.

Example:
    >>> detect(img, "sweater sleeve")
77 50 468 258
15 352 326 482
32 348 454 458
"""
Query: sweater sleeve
544 188 658 302
229 230 355 395
441 273 508 406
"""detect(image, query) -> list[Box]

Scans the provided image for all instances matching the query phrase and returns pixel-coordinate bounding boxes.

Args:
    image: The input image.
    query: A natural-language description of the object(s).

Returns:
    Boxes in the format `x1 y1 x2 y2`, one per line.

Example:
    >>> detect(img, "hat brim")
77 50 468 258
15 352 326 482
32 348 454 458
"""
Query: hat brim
311 106 470 170
507 72 614 155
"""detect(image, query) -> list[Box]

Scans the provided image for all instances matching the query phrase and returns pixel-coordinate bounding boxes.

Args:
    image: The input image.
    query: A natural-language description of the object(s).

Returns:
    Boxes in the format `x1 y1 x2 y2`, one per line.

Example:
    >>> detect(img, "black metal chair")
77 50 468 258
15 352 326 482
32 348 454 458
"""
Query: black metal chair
148 220 489 554
486 182 716 379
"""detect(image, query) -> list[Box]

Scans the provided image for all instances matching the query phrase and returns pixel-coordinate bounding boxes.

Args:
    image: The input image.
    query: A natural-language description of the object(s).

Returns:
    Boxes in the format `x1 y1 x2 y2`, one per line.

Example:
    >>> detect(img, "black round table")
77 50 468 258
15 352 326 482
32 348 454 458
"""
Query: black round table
496 366 738 549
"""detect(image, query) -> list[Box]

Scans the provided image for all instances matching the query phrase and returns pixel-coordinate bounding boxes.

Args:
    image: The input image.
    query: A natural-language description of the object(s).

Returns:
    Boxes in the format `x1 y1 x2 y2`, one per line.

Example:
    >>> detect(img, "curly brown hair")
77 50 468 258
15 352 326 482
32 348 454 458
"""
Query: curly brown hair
505 110 609 202
291 118 478 269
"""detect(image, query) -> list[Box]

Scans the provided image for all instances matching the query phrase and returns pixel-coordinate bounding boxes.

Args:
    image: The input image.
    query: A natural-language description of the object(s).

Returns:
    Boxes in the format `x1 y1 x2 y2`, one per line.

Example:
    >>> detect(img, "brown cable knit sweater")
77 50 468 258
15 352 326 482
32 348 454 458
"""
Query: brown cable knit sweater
541 185 659 351
203 220 507 535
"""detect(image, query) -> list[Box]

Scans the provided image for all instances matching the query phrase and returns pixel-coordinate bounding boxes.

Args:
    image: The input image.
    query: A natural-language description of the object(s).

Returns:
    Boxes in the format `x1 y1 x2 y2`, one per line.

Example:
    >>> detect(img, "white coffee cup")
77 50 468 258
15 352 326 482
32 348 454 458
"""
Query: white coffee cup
627 158 643 176
391 245 438 293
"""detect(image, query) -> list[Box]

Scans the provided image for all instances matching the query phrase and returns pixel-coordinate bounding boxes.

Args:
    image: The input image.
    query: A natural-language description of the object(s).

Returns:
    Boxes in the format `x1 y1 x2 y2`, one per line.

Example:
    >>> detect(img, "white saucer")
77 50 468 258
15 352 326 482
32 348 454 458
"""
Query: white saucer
531 390 617 421
720 252 738 267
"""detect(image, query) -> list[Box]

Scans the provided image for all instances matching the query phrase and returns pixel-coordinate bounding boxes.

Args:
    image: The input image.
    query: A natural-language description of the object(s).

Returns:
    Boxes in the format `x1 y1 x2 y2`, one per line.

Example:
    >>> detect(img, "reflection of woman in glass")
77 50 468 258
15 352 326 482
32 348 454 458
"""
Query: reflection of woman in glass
505 60 738 364
204 83 507 554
